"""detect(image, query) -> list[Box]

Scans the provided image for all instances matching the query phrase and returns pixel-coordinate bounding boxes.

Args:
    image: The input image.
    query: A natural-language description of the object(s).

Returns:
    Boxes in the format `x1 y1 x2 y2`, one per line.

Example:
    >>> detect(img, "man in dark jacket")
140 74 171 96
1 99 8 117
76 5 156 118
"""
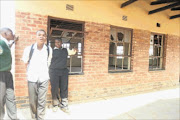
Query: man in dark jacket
49 38 77 113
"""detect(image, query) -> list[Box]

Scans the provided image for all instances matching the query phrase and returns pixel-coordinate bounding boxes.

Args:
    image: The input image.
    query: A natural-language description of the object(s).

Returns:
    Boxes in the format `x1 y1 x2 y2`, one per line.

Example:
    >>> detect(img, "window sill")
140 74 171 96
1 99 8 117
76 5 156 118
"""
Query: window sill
149 69 165 72
108 70 133 73
69 72 84 75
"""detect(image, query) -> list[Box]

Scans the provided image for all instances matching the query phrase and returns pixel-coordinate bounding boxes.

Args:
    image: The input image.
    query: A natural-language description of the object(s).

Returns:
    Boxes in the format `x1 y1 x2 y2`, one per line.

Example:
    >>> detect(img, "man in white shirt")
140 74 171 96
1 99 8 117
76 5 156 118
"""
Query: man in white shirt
22 29 52 120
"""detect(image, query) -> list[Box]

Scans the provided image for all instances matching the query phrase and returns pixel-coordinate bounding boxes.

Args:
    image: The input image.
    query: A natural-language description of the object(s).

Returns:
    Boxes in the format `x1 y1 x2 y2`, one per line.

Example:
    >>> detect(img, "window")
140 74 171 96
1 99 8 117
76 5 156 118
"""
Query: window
149 33 164 70
109 27 132 72
48 17 84 74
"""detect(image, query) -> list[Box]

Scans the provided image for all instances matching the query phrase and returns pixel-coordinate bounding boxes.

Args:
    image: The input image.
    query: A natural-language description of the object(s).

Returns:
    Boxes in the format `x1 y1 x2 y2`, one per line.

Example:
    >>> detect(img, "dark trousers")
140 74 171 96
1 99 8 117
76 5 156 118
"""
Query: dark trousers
0 71 17 120
50 69 68 106
28 80 48 120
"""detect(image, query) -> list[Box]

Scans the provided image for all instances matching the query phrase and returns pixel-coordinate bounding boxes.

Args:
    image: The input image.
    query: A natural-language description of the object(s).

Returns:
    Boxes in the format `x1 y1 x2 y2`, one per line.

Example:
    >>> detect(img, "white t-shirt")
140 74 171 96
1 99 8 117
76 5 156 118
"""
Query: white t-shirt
22 43 52 82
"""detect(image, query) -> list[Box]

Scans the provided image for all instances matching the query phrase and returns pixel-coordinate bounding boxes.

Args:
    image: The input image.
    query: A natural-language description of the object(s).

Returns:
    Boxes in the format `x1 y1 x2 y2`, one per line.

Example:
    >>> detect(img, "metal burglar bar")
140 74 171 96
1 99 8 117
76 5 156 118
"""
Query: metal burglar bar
109 26 132 72
149 33 165 70
48 17 84 74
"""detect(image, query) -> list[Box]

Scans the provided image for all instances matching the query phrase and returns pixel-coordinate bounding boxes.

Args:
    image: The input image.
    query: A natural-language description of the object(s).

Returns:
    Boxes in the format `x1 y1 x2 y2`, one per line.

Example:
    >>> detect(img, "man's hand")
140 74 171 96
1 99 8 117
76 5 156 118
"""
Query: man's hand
9 35 19 48
14 35 19 43
72 48 78 53
68 47 78 55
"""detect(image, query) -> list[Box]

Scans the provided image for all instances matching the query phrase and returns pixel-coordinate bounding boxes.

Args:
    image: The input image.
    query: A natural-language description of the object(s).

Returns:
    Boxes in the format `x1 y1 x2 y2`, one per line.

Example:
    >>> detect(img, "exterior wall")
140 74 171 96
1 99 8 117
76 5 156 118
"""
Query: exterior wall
14 11 179 108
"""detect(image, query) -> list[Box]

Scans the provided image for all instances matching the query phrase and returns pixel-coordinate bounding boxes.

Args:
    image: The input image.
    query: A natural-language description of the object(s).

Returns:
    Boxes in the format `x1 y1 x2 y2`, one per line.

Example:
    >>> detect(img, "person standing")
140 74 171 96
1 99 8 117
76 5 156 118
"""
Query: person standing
22 29 52 120
49 38 77 113
0 28 18 120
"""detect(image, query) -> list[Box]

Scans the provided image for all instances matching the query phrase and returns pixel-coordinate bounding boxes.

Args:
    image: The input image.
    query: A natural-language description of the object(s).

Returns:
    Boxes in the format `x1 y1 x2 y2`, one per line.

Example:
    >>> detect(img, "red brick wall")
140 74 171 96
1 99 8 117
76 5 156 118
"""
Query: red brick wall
15 11 180 108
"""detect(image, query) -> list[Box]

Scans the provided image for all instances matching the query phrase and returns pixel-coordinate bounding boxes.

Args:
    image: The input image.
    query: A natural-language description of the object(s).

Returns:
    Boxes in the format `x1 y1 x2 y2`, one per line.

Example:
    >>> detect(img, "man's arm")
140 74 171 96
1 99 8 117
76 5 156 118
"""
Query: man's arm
9 36 19 48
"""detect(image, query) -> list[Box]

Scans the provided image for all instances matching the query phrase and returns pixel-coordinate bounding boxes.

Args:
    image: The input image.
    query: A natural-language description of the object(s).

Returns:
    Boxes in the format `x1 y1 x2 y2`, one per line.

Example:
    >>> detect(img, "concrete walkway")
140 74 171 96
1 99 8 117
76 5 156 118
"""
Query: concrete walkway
4 87 180 120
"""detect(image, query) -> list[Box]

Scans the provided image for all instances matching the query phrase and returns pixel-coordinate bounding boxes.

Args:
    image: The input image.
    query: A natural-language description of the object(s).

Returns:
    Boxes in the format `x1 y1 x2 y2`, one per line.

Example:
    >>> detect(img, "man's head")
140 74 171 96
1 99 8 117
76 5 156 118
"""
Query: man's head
0 28 14 41
54 38 62 49
36 29 47 45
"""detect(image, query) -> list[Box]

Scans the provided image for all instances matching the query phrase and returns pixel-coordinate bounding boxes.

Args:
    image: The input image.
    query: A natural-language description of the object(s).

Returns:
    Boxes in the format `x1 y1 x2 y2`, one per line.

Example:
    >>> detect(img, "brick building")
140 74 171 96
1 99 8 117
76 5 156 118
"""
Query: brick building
3 1 180 108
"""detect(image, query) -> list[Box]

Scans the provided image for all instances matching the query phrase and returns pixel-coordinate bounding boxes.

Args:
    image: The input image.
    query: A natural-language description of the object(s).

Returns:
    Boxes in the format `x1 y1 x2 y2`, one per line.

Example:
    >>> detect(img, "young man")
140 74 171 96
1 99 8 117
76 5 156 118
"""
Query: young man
49 38 77 113
0 28 18 120
22 29 52 120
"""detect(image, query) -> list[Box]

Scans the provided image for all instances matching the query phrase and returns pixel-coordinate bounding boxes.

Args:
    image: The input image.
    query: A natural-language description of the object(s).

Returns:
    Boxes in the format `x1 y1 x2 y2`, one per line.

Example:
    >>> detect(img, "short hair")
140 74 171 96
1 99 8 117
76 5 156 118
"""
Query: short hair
54 38 62 42
0 28 12 34
36 29 46 35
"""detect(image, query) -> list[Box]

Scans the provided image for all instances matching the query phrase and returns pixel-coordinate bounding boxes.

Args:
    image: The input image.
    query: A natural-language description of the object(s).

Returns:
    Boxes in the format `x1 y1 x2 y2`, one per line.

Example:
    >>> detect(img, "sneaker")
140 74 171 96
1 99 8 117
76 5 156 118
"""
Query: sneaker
52 105 58 112
60 106 70 114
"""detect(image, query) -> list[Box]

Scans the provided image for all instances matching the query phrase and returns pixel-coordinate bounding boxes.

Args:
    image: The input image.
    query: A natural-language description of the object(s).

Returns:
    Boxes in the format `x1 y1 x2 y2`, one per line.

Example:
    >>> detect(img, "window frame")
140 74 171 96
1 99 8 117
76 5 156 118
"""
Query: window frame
47 16 85 75
108 26 133 73
149 32 165 71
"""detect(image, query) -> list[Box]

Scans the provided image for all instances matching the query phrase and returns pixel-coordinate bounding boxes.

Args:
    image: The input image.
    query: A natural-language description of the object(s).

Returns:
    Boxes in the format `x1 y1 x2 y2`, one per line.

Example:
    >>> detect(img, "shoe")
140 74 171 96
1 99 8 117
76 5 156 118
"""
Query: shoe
60 106 70 114
52 105 58 112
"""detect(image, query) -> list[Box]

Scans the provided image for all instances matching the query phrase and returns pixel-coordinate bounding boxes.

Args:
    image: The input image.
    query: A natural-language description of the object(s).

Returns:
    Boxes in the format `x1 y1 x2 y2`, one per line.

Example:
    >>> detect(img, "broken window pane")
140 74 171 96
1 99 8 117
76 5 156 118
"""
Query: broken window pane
110 28 116 41
154 46 158 56
154 35 158 44
78 43 82 55
153 58 158 68
149 57 153 68
109 57 116 70
117 43 123 55
110 35 114 41
149 45 153 56
150 35 154 44
158 47 161 56
159 35 162 45
109 42 116 55
123 57 130 69
62 43 70 50
124 30 131 43
117 32 124 42
51 30 63 36
116 57 122 70
70 56 82 72
62 37 71 43
124 43 130 56
152 58 161 69
74 33 83 38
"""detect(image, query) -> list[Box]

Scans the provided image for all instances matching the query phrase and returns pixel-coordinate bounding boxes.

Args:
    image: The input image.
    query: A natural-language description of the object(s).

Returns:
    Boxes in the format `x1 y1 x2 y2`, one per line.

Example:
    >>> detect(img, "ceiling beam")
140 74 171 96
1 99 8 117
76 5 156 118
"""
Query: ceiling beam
121 0 137 8
170 14 180 19
149 2 180 14
150 0 179 5
171 6 180 10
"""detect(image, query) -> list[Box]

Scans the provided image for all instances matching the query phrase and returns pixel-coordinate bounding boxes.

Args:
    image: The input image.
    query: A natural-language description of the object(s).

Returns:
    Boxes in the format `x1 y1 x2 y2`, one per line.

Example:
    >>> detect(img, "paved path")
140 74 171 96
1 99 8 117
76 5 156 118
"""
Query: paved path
4 87 180 120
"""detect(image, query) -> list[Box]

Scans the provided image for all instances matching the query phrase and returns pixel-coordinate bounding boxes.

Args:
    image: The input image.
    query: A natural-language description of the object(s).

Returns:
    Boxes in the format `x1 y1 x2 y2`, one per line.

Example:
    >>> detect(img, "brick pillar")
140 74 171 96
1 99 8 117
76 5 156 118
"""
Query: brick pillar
84 22 110 75
132 29 150 79
15 11 47 107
